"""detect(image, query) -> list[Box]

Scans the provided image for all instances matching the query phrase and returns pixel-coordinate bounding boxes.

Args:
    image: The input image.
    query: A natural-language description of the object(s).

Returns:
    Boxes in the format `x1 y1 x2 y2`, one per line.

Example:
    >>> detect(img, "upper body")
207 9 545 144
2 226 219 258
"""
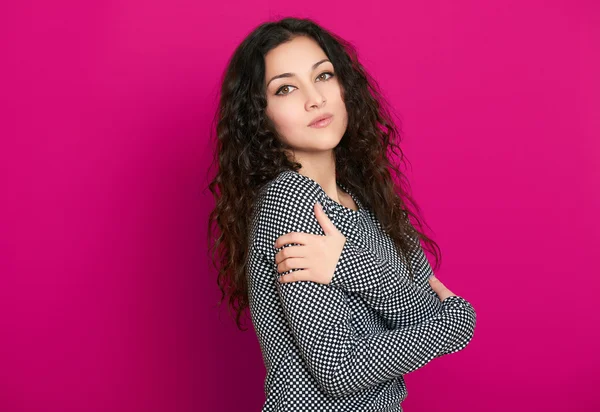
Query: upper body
247 169 477 412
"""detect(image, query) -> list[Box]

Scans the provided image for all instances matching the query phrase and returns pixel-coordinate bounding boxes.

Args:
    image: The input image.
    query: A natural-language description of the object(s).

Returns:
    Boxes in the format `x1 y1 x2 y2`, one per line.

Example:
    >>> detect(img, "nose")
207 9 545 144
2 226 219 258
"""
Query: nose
304 85 326 110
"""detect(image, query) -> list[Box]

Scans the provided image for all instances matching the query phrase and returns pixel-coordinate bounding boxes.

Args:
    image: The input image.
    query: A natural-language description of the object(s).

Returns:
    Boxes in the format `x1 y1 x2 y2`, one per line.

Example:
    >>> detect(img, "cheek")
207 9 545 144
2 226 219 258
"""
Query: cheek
339 85 345 102
334 98 348 126
268 101 302 132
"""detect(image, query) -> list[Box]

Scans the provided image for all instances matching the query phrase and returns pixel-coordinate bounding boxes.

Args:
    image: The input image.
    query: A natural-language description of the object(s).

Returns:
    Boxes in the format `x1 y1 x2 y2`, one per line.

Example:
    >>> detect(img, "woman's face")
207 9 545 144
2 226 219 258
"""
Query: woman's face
264 36 348 159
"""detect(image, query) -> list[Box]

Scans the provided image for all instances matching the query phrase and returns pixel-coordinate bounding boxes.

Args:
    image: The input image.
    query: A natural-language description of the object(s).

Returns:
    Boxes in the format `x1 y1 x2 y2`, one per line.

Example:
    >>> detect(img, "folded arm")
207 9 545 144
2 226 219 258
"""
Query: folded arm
250 251 476 398
329 238 445 330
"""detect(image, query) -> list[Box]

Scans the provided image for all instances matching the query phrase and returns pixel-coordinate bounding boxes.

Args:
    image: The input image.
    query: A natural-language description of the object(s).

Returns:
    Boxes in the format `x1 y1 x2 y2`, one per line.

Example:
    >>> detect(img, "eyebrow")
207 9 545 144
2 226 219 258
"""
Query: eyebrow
266 59 332 88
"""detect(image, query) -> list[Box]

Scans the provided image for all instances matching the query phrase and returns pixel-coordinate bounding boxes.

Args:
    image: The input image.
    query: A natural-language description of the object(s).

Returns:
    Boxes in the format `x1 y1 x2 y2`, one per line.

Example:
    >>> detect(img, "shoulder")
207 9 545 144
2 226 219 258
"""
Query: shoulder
259 170 322 214
250 171 325 255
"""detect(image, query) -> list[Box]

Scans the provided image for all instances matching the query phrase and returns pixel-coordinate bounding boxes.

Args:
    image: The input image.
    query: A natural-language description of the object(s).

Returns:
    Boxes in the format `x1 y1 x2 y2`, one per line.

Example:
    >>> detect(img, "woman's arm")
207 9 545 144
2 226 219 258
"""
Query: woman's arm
329 238 446 330
249 250 476 398
329 238 475 358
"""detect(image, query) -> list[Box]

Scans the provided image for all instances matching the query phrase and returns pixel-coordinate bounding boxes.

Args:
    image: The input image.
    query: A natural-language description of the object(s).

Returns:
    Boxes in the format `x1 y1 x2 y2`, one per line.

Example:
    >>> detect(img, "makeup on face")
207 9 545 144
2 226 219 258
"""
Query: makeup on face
308 114 334 128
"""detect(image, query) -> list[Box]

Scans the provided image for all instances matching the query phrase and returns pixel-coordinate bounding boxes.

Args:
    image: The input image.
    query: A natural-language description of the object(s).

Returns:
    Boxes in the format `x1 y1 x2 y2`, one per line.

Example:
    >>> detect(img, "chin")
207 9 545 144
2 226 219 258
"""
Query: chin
317 135 344 150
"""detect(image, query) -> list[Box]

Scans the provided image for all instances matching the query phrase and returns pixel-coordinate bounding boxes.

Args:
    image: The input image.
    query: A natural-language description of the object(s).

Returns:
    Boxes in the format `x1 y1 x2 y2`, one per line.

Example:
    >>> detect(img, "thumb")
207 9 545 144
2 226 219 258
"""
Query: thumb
314 202 337 235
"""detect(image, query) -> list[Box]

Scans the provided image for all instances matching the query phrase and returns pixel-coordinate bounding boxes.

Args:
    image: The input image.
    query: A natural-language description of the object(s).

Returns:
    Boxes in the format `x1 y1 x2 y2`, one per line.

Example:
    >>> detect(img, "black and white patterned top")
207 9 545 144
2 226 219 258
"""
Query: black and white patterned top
246 169 476 412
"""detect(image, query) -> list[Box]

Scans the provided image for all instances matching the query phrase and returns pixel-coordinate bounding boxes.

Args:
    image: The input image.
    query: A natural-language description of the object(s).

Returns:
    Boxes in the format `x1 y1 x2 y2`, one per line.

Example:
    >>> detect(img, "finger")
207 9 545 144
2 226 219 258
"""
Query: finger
275 244 306 264
278 268 310 283
428 274 441 288
314 202 338 235
428 274 448 292
277 257 306 274
274 232 309 249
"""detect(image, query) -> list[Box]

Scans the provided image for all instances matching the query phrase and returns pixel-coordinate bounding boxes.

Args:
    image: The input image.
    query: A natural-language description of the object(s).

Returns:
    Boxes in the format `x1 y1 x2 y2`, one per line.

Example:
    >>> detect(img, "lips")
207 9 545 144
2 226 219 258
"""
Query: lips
308 114 333 127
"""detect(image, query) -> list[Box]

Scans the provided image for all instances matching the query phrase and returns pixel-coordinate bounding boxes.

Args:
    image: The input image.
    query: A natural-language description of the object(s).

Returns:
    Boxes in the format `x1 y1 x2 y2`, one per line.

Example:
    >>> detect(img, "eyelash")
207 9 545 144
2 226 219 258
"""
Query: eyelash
275 72 335 96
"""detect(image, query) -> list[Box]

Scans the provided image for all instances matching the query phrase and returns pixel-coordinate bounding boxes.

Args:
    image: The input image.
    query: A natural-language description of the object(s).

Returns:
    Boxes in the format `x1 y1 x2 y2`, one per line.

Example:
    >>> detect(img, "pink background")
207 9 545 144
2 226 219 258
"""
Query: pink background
2 1 599 411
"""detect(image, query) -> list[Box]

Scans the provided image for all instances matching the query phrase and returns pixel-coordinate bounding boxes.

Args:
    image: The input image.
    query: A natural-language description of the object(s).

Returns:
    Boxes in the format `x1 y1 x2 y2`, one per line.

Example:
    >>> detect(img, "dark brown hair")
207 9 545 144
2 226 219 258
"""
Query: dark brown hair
206 17 442 331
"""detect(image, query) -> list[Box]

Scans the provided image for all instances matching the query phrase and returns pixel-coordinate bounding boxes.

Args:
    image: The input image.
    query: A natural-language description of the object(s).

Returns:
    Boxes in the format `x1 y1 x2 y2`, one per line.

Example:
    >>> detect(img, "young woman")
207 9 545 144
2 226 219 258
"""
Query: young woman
208 17 477 412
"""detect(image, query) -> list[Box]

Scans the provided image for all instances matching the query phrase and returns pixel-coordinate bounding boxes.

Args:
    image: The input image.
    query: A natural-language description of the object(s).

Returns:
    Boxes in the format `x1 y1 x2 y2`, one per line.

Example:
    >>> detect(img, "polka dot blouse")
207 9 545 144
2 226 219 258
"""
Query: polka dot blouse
246 170 477 411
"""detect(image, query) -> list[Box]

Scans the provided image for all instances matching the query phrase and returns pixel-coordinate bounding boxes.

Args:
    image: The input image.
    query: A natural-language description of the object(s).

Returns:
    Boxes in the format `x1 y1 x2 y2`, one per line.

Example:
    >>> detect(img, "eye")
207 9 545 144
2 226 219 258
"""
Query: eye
275 71 335 96
317 71 334 81
275 84 297 96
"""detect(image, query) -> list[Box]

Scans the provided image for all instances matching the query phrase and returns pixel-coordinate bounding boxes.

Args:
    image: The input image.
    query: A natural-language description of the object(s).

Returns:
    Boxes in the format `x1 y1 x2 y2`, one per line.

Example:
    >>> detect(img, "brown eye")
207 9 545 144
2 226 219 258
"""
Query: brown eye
317 72 334 81
275 85 296 96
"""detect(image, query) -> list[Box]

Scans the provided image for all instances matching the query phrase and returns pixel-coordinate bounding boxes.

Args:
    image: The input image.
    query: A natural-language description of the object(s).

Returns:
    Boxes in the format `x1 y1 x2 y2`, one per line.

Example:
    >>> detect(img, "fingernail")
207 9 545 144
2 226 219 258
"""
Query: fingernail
428 274 435 280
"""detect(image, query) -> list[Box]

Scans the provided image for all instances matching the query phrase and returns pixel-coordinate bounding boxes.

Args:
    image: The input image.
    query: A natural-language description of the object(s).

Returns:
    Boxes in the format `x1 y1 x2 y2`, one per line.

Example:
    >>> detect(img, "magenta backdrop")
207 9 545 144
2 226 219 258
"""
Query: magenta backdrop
1 1 599 411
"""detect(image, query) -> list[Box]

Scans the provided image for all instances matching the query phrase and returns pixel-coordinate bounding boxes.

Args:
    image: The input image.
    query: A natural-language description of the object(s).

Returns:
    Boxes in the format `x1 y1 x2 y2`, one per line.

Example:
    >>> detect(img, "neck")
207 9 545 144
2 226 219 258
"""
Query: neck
291 150 341 203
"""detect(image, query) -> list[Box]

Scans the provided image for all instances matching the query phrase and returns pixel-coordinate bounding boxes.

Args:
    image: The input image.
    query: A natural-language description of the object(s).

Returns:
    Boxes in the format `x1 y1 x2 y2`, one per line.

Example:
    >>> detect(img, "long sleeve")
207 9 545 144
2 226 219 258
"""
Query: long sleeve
330 237 476 358
400 236 475 358
252 250 476 398
329 237 445 330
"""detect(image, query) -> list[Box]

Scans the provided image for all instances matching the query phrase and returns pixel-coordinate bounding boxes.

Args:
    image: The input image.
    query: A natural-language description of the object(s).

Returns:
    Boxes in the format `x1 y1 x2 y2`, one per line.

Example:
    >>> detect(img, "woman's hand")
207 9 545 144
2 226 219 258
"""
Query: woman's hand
274 202 345 284
428 274 457 302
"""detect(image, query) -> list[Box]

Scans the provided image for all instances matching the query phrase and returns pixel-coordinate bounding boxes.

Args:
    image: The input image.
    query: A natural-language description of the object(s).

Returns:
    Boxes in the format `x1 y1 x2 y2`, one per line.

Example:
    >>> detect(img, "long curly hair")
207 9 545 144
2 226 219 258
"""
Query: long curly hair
207 17 442 331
